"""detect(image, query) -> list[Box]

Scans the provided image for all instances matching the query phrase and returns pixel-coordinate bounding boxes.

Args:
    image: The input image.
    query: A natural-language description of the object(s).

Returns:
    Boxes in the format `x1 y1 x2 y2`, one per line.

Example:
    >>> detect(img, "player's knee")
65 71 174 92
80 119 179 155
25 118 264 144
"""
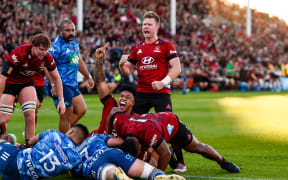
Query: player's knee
21 101 36 112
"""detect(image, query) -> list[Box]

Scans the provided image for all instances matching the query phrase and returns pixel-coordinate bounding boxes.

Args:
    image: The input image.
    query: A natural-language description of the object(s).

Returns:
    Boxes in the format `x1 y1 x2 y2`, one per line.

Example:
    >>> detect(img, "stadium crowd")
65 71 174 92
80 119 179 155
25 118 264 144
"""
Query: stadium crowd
1 0 288 94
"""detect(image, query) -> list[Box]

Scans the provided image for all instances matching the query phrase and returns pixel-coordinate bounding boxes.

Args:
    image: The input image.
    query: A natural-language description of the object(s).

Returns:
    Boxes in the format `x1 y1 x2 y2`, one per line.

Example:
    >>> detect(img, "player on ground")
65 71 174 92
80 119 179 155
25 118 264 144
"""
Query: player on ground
119 11 185 172
48 19 95 133
72 133 185 180
106 109 240 173
0 34 65 147
0 124 89 179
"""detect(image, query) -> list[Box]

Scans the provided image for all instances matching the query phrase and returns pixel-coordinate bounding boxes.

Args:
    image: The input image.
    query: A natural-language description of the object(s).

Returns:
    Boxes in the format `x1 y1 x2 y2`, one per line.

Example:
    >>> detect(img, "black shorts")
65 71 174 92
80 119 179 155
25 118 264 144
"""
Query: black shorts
3 81 34 97
169 119 193 147
133 92 172 114
35 86 44 102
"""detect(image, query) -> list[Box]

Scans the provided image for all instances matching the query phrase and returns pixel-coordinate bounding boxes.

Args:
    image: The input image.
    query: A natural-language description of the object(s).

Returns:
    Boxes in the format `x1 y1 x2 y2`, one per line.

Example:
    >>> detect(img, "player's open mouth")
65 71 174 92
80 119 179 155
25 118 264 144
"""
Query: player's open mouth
144 31 150 34
120 101 126 107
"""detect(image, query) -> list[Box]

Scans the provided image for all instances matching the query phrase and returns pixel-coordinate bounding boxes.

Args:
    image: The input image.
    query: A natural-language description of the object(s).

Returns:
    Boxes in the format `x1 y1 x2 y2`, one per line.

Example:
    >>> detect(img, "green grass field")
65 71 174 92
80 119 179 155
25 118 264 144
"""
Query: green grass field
5 91 288 180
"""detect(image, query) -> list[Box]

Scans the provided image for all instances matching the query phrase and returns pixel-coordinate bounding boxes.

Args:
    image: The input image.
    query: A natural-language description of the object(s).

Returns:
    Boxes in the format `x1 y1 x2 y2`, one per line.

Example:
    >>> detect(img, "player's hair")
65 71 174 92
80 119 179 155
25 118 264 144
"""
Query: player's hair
72 123 89 139
59 18 75 29
118 137 138 157
31 33 51 49
119 84 137 98
143 11 160 25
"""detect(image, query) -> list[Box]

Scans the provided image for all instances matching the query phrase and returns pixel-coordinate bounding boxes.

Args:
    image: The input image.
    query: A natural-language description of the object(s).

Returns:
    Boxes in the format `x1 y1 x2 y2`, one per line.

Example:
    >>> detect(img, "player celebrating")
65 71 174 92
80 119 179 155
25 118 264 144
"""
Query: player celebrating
106 108 240 173
0 34 65 147
89 43 135 135
0 124 89 179
119 11 185 172
48 19 94 133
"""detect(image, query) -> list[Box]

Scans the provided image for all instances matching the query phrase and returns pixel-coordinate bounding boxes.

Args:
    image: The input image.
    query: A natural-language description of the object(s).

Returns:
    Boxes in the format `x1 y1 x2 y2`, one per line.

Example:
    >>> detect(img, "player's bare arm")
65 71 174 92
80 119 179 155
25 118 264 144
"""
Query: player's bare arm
48 68 66 114
44 67 57 96
106 107 122 135
154 140 171 170
78 57 95 88
0 74 7 98
28 134 40 146
94 43 111 99
152 57 181 90
119 55 134 76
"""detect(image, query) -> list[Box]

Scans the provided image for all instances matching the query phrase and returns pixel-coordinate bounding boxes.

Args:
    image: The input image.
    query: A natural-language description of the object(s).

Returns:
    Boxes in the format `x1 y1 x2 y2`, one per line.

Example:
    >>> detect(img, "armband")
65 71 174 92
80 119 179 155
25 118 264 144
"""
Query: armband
1 61 14 77
161 75 172 85
88 74 92 79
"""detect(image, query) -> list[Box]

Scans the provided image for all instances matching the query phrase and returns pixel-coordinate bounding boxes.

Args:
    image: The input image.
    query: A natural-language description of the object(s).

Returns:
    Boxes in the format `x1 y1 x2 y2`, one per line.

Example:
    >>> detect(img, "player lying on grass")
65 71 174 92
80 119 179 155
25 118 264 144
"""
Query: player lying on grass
72 133 185 180
106 108 240 173
0 124 88 180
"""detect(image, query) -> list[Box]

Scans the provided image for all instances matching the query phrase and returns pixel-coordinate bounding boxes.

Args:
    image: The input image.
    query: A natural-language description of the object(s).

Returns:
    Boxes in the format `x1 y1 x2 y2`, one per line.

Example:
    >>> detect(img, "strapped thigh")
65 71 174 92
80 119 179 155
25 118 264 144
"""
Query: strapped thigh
0 104 14 114
21 101 36 112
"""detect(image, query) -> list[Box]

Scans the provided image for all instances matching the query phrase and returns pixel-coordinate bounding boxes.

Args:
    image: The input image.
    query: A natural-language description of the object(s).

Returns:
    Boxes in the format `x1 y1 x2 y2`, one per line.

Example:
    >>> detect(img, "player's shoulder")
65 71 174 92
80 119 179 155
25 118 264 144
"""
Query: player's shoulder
157 38 171 45
12 44 31 56
135 41 145 48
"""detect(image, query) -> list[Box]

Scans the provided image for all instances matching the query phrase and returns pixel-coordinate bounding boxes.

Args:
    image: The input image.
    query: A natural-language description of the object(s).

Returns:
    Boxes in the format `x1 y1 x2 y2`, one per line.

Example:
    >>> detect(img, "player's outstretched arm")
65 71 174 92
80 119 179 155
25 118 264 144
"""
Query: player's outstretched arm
119 55 134 76
94 43 111 99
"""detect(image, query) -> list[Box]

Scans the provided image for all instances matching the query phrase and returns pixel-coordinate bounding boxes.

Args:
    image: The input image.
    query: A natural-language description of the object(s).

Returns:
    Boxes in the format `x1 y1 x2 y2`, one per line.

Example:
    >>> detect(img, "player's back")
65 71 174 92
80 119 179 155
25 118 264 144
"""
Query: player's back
127 112 179 142
17 130 81 179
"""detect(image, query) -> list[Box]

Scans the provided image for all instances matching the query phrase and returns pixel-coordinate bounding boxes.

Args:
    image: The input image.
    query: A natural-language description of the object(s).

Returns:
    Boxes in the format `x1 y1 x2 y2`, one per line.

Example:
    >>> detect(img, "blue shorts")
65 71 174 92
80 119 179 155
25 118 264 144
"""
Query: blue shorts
53 85 80 108
0 141 20 180
88 149 136 180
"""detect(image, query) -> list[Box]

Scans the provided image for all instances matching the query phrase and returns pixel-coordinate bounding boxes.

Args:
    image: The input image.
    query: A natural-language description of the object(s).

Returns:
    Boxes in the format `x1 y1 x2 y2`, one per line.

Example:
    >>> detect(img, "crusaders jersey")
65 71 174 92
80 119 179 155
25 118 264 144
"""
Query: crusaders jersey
32 71 45 86
48 35 81 88
128 39 178 93
88 94 118 136
17 130 81 179
113 112 179 148
5 45 56 84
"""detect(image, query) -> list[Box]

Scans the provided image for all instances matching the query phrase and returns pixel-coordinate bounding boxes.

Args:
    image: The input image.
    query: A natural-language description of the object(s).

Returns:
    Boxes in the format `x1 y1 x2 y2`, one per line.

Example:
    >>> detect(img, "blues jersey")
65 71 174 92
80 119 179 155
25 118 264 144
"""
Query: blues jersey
73 134 110 177
17 130 81 179
48 35 80 87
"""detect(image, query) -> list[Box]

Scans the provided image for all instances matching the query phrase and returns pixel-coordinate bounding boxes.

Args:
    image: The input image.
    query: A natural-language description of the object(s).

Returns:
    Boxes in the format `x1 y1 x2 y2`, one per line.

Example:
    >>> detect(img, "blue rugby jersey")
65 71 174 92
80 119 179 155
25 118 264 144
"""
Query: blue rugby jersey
48 35 80 87
73 134 110 177
17 130 81 179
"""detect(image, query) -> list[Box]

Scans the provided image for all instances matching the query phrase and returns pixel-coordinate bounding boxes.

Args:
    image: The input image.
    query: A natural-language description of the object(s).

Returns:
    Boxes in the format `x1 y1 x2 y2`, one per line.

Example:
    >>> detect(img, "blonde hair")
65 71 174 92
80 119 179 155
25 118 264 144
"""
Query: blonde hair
143 11 160 25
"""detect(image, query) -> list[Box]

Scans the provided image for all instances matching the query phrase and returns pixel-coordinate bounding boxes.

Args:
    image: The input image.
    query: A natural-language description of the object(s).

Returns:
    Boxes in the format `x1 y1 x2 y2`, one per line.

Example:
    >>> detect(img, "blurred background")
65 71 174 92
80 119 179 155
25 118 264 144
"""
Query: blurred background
1 0 288 95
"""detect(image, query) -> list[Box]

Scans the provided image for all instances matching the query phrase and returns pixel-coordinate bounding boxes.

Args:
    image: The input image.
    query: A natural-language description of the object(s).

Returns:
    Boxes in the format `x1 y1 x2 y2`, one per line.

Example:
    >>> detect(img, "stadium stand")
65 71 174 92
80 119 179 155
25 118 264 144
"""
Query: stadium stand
1 0 288 92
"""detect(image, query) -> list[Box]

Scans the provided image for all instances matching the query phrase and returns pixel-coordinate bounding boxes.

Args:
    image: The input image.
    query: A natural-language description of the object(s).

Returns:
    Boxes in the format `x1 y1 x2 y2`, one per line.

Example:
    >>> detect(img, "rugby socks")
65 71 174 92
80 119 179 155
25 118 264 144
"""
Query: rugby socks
148 170 165 180
173 146 185 164
218 156 226 165
25 139 31 148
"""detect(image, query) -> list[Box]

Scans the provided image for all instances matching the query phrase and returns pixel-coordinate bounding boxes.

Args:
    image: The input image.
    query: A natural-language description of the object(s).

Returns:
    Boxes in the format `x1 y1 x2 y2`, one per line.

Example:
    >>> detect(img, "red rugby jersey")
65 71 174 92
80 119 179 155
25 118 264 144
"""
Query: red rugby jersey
6 45 56 84
128 39 178 93
113 112 179 148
